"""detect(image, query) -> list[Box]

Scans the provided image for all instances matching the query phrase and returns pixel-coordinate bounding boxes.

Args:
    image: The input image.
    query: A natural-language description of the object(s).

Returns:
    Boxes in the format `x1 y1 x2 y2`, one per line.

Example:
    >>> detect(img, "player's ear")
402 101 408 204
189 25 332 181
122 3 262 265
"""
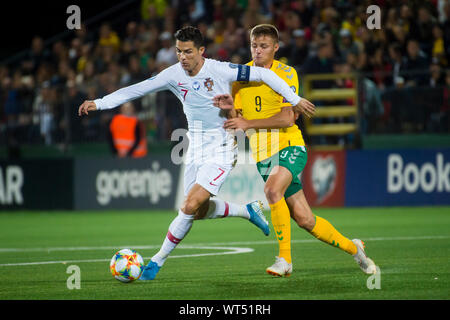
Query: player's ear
274 42 280 53
198 46 205 56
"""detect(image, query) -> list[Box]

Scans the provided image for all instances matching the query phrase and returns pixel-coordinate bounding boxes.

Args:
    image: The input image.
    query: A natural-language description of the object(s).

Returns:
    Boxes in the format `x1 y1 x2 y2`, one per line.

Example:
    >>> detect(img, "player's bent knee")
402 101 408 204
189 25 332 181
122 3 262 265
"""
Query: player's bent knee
291 211 316 231
181 197 205 215
264 185 284 204
292 212 315 231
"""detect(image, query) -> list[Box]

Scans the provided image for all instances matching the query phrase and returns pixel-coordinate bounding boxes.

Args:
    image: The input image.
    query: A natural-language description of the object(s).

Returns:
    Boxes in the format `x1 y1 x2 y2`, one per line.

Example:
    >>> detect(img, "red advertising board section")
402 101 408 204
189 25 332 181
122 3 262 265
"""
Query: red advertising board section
302 150 346 207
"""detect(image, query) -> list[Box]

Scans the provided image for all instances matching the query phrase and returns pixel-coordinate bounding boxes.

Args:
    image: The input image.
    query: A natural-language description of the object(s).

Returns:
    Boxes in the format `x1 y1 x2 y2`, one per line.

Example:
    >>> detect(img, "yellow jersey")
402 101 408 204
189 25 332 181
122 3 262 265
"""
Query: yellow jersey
232 60 305 162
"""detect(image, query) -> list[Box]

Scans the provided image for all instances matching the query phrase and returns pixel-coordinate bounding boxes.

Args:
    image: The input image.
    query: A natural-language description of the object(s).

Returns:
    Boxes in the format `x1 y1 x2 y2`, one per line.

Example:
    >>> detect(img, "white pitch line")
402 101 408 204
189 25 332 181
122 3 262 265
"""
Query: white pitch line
0 246 254 267
0 235 448 267
0 235 448 253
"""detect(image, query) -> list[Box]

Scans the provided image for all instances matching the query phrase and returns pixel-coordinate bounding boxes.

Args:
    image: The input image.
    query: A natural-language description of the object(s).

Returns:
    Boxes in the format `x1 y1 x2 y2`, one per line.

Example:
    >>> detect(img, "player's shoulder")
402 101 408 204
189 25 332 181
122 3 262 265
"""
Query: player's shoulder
206 58 234 68
205 59 243 73
272 59 297 73
272 59 298 82
156 62 181 78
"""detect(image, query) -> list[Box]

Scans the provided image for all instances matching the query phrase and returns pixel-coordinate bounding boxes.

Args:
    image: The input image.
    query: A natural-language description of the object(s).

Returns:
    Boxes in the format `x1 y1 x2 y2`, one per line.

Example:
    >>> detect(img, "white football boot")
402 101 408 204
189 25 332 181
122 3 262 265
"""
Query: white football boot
266 256 292 277
352 239 377 274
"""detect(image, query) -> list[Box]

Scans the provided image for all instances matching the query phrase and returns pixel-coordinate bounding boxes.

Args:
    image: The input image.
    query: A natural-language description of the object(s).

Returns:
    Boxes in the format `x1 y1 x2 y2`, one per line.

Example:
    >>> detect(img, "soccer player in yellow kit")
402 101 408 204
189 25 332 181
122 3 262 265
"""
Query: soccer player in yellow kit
214 24 376 276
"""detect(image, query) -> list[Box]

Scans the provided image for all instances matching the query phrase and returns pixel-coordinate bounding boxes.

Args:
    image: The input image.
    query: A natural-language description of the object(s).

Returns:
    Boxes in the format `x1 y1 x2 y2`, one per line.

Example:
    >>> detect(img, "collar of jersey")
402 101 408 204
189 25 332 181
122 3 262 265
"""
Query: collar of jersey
248 59 279 71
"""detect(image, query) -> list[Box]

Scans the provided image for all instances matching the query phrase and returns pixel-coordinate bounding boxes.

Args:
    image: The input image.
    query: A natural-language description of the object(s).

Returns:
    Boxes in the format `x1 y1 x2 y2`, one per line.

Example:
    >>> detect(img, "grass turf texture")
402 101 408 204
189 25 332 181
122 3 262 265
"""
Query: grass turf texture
0 207 448 300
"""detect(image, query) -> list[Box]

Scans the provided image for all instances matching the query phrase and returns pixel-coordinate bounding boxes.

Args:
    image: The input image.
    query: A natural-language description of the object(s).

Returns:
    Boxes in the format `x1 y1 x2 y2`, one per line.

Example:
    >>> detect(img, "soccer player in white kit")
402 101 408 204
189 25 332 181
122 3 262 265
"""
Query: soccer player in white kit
78 26 315 280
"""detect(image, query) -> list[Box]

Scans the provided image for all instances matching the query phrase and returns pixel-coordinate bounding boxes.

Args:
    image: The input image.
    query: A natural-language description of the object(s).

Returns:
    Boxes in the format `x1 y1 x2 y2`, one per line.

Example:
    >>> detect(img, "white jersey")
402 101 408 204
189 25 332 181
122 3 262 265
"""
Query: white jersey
94 58 301 165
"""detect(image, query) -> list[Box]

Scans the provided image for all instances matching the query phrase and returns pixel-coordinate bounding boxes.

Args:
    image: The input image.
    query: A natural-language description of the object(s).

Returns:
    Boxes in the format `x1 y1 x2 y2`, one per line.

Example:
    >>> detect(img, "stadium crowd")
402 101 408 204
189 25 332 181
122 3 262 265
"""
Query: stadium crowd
1 0 449 152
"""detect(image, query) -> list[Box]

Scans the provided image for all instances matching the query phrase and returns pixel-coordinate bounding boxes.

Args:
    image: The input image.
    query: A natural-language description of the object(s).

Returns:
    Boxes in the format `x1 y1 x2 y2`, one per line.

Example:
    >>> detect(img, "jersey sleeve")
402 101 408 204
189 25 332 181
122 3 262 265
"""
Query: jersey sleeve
217 61 300 107
281 68 299 107
94 68 171 110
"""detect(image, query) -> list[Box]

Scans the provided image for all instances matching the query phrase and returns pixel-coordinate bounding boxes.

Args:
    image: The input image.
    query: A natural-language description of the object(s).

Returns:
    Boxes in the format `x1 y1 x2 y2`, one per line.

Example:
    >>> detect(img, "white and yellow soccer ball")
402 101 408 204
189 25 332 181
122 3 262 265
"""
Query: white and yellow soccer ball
109 249 144 283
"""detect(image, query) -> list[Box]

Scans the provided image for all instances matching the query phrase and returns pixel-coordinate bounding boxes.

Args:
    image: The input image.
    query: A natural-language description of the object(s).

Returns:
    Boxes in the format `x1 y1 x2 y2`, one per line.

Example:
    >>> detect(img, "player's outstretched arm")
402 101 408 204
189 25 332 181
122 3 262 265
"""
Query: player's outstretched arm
78 100 97 116
80 70 170 116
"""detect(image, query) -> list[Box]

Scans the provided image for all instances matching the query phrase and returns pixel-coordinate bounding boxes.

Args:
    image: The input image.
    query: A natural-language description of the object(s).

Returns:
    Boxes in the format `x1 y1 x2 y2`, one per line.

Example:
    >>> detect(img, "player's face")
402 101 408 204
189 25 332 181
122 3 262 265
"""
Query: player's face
176 40 205 75
250 35 279 68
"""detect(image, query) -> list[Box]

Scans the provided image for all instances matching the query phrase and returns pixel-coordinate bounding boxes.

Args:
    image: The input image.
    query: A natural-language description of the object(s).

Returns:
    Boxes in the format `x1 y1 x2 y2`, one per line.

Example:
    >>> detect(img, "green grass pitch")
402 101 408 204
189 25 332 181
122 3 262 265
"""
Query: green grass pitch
0 207 449 300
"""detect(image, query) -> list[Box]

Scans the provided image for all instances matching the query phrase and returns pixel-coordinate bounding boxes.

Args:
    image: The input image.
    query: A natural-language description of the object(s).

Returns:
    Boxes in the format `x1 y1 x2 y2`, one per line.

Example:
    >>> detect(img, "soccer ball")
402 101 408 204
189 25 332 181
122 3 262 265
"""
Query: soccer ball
109 249 144 283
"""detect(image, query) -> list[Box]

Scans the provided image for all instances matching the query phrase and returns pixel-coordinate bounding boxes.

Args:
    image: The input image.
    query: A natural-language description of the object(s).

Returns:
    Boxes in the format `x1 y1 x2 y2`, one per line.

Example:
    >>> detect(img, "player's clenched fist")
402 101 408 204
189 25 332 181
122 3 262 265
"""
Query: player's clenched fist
78 100 97 116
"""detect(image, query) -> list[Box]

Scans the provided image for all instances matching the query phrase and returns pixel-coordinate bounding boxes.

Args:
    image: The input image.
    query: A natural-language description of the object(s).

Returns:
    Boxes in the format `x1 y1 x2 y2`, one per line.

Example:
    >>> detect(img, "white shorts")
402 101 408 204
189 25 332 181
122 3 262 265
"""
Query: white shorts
183 129 237 196
184 162 234 196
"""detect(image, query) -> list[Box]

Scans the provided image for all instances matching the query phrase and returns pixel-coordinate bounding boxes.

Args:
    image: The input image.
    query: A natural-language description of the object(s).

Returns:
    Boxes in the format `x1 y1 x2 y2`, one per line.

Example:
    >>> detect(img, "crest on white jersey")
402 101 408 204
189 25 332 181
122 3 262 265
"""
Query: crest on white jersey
204 78 214 91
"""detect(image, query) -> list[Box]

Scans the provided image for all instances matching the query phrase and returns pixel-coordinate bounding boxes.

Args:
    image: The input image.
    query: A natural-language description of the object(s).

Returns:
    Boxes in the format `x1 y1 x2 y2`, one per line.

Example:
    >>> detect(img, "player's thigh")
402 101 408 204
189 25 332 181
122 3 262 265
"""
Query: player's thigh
258 146 307 200
264 165 292 203
285 189 315 231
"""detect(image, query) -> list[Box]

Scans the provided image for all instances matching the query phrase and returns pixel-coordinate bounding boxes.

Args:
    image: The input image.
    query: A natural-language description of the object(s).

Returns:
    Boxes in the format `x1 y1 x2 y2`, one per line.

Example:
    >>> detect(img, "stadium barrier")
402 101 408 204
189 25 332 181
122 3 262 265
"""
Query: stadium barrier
1 148 448 210
0 159 74 209
214 148 450 209
74 155 180 210
345 148 450 206
0 155 180 210
302 148 450 207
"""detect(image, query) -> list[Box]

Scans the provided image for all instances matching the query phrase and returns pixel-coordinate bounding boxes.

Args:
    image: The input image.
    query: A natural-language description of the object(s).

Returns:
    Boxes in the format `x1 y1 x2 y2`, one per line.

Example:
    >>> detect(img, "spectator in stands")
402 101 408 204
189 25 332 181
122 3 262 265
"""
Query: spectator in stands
155 31 178 67
399 4 415 35
441 69 450 131
108 102 147 158
429 60 446 87
432 24 448 66
121 21 140 64
74 23 95 48
442 2 450 65
404 38 429 86
223 17 246 51
24 36 51 74
31 81 56 145
222 33 248 63
121 55 147 86
388 42 407 87
3 0 448 150
368 47 392 90
412 6 436 57
63 80 86 144
222 0 245 21
293 0 312 27
289 29 309 69
338 28 359 62
98 23 121 52
301 40 335 88
141 0 168 23
4 71 24 125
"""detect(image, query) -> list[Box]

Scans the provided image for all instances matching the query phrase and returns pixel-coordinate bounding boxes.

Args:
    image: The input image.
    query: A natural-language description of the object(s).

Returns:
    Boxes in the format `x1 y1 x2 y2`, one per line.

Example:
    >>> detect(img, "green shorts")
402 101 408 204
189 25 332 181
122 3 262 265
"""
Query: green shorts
256 146 307 199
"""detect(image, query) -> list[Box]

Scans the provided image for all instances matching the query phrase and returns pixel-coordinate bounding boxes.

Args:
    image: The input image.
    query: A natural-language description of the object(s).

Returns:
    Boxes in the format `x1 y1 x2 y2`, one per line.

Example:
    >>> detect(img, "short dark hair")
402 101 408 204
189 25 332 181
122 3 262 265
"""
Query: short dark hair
174 26 204 48
250 24 279 43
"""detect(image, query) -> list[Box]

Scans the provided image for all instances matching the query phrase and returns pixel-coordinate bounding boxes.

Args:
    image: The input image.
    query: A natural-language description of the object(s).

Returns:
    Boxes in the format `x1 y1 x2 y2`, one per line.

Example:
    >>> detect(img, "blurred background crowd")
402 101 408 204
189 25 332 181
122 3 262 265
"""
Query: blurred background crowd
1 0 449 155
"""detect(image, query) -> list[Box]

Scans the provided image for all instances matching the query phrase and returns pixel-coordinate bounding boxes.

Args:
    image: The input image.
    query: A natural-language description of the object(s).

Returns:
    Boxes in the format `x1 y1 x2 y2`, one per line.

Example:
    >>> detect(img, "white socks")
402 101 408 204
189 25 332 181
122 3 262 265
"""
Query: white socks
151 210 194 267
204 199 250 219
150 199 250 267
